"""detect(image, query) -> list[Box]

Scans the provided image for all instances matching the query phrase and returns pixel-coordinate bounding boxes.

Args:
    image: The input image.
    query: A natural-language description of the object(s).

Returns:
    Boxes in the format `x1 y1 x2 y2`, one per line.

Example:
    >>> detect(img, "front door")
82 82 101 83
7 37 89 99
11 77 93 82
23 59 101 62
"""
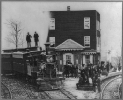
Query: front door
85 55 90 64
63 53 74 65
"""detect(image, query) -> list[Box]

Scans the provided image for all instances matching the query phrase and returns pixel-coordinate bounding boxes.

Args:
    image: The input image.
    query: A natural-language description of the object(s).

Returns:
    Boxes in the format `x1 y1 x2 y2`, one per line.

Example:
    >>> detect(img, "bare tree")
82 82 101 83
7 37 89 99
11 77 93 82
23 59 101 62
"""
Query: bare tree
5 19 24 50
112 52 122 71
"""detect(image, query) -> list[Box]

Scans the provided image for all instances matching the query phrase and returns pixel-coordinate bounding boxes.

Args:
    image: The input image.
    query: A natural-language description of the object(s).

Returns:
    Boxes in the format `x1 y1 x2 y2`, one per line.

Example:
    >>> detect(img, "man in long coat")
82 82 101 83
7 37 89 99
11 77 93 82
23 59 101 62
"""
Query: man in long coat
26 32 32 48
34 31 39 47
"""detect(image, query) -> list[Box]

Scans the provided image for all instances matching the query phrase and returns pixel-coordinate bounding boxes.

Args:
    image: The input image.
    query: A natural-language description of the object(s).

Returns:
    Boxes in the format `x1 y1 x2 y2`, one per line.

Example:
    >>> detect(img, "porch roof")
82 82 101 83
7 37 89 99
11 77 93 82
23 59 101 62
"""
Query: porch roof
81 50 97 55
55 39 84 51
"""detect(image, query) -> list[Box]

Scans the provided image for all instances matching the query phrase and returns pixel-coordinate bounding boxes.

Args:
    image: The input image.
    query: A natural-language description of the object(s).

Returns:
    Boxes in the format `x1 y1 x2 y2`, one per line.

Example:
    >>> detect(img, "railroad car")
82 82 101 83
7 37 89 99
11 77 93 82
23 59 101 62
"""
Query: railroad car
1 49 63 90
12 52 29 78
1 53 13 75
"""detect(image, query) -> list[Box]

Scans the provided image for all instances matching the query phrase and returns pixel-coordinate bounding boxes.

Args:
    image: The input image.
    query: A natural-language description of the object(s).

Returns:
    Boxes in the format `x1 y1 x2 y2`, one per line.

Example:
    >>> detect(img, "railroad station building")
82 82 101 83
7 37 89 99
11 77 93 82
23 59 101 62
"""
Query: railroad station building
46 7 101 71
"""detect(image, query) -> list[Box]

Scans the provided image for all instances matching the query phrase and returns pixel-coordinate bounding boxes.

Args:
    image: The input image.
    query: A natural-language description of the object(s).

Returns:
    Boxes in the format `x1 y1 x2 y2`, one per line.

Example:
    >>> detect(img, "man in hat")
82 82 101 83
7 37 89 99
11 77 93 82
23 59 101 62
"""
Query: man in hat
26 32 32 48
34 31 39 47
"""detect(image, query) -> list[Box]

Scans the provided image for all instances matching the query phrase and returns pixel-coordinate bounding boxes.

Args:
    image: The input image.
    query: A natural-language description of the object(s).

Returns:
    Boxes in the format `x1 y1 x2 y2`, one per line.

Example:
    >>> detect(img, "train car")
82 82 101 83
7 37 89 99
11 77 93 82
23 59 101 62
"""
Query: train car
12 52 30 78
1 53 13 75
2 47 64 90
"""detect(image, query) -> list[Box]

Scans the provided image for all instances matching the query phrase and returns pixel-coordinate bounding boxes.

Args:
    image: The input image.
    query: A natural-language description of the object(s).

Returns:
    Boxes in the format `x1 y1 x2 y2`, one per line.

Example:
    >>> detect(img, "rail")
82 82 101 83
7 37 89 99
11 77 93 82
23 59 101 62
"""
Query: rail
60 88 77 99
44 89 77 99
100 71 122 83
100 76 122 99
118 82 122 99
1 82 12 99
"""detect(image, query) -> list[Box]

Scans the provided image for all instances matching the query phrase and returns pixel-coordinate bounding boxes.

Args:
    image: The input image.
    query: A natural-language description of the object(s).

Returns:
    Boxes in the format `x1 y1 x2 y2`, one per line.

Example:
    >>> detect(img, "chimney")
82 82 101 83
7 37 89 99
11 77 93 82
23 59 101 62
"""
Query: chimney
67 6 70 11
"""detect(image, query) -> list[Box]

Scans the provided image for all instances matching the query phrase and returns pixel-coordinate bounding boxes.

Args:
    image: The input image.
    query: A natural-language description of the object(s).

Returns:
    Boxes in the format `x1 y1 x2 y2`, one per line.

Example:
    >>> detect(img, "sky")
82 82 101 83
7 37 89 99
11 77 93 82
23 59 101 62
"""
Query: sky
1 1 122 57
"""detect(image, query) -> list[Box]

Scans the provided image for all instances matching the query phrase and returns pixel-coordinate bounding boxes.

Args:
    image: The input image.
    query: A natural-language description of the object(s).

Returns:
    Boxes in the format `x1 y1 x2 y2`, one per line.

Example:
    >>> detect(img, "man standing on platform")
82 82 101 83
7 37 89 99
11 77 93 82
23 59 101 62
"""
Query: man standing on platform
34 31 39 47
26 32 32 48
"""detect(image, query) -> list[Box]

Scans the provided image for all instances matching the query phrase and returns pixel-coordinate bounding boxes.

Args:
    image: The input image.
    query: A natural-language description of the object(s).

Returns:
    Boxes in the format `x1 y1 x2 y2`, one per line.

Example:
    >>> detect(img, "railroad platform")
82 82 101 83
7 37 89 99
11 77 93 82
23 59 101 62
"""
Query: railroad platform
36 77 65 91
76 83 94 91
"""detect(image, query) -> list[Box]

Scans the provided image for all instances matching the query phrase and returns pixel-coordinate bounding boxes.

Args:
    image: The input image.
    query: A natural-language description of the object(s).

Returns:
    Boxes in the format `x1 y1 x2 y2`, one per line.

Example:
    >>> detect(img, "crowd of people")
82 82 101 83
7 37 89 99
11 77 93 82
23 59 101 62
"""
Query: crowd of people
63 60 110 78
63 60 112 92
63 60 78 78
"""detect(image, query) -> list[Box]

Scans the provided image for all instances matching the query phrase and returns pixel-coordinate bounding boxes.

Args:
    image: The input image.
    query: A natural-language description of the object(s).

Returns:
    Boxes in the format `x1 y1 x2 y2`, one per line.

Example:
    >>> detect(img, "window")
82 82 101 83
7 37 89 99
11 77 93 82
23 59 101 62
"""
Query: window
85 55 90 64
97 37 100 47
63 53 74 65
84 17 90 29
49 37 55 47
66 55 71 62
96 20 100 31
50 18 55 30
97 37 99 47
84 36 90 47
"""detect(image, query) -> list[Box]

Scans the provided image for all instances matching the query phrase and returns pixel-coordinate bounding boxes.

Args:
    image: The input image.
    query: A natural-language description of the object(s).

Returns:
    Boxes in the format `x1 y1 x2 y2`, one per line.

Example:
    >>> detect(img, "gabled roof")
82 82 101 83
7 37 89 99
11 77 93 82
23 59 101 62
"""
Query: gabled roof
55 39 84 51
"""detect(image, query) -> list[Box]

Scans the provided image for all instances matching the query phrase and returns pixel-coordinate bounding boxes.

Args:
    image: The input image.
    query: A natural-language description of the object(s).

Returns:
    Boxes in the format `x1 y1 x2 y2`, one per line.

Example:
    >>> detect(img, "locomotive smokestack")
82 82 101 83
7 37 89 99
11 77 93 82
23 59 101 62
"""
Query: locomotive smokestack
67 6 70 11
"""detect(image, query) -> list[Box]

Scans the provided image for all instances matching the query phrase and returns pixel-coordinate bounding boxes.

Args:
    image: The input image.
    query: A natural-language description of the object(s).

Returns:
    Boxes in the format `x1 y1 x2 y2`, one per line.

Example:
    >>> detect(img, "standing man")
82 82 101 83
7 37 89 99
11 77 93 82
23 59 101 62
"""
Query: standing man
26 32 32 48
34 31 39 47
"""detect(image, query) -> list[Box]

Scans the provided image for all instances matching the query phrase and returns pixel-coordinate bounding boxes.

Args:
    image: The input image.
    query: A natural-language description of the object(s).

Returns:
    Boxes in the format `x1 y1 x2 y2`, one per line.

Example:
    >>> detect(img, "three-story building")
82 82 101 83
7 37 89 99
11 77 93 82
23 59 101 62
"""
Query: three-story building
46 7 101 71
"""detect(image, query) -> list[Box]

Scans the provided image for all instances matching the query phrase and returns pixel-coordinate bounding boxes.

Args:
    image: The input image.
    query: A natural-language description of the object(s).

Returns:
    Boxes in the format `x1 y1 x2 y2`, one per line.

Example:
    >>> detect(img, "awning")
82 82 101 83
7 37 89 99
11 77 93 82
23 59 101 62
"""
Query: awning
81 52 97 55
81 49 97 54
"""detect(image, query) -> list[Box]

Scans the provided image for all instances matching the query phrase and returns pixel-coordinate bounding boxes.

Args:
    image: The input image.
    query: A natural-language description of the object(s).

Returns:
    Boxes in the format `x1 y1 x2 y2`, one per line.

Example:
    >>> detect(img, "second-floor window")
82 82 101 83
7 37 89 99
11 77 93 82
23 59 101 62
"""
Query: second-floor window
97 37 100 47
50 18 55 30
49 37 55 47
84 36 90 47
96 20 100 31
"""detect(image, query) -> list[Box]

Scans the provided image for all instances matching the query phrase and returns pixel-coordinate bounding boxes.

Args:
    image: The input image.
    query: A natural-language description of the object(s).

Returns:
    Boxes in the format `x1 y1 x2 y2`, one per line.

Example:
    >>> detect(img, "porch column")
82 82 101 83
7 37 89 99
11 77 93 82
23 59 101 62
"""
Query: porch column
90 55 93 64
83 55 85 64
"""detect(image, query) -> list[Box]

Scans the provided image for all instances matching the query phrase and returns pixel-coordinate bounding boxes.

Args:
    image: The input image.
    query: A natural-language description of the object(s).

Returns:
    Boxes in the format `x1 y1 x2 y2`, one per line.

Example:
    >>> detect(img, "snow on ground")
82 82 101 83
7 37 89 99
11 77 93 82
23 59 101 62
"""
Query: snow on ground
62 78 98 99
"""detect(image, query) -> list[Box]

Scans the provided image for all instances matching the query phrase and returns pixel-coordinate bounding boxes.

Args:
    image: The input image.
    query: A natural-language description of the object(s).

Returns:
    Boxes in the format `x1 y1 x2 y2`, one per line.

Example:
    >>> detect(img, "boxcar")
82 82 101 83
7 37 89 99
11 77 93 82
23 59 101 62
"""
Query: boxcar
1 53 13 75
12 52 29 76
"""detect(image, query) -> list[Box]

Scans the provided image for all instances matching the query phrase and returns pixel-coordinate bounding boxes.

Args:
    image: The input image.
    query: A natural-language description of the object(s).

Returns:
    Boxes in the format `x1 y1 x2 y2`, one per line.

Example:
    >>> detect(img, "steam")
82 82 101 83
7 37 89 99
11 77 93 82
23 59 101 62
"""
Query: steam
39 11 51 50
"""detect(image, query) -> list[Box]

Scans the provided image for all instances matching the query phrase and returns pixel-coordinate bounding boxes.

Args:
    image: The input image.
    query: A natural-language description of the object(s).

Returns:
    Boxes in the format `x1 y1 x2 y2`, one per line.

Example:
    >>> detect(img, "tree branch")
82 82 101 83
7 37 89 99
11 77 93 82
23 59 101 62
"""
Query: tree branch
5 19 23 49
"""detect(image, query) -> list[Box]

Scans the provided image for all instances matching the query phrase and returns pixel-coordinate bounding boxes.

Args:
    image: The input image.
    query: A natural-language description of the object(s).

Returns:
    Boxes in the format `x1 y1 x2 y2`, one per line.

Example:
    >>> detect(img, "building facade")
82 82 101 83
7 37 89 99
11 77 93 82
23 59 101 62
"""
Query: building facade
46 8 101 71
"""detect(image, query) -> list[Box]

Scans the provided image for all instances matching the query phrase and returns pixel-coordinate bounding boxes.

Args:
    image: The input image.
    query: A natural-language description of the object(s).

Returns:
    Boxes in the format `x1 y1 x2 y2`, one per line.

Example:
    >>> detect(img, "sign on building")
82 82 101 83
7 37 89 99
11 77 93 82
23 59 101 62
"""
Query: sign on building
84 17 90 29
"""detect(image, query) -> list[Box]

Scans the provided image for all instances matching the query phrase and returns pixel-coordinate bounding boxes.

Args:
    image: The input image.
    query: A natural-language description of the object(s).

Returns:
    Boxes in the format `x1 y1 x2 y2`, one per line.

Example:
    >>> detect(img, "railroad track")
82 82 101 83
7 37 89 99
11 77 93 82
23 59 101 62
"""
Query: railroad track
101 75 120 90
100 76 122 99
1 75 76 99
2 76 32 99
118 83 122 99
1 76 50 99
1 82 12 99
44 89 77 99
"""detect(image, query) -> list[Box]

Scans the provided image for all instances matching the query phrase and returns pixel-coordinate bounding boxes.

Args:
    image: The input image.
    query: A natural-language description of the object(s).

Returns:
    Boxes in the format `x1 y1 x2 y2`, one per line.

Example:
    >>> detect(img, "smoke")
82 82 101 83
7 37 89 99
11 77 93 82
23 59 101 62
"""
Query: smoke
21 11 51 50
38 11 51 50
2 2 51 50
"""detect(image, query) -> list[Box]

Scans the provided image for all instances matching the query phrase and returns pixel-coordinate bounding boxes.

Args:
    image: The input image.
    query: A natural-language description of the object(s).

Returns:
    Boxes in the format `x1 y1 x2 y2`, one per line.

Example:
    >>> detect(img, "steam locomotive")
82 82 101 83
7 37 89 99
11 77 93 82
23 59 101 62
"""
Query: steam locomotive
1 47 63 90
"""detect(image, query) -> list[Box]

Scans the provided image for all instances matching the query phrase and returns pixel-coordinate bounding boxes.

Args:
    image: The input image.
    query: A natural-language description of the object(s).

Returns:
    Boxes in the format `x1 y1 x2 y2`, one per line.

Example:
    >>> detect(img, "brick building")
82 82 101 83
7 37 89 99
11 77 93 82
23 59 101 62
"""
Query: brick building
46 7 101 71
